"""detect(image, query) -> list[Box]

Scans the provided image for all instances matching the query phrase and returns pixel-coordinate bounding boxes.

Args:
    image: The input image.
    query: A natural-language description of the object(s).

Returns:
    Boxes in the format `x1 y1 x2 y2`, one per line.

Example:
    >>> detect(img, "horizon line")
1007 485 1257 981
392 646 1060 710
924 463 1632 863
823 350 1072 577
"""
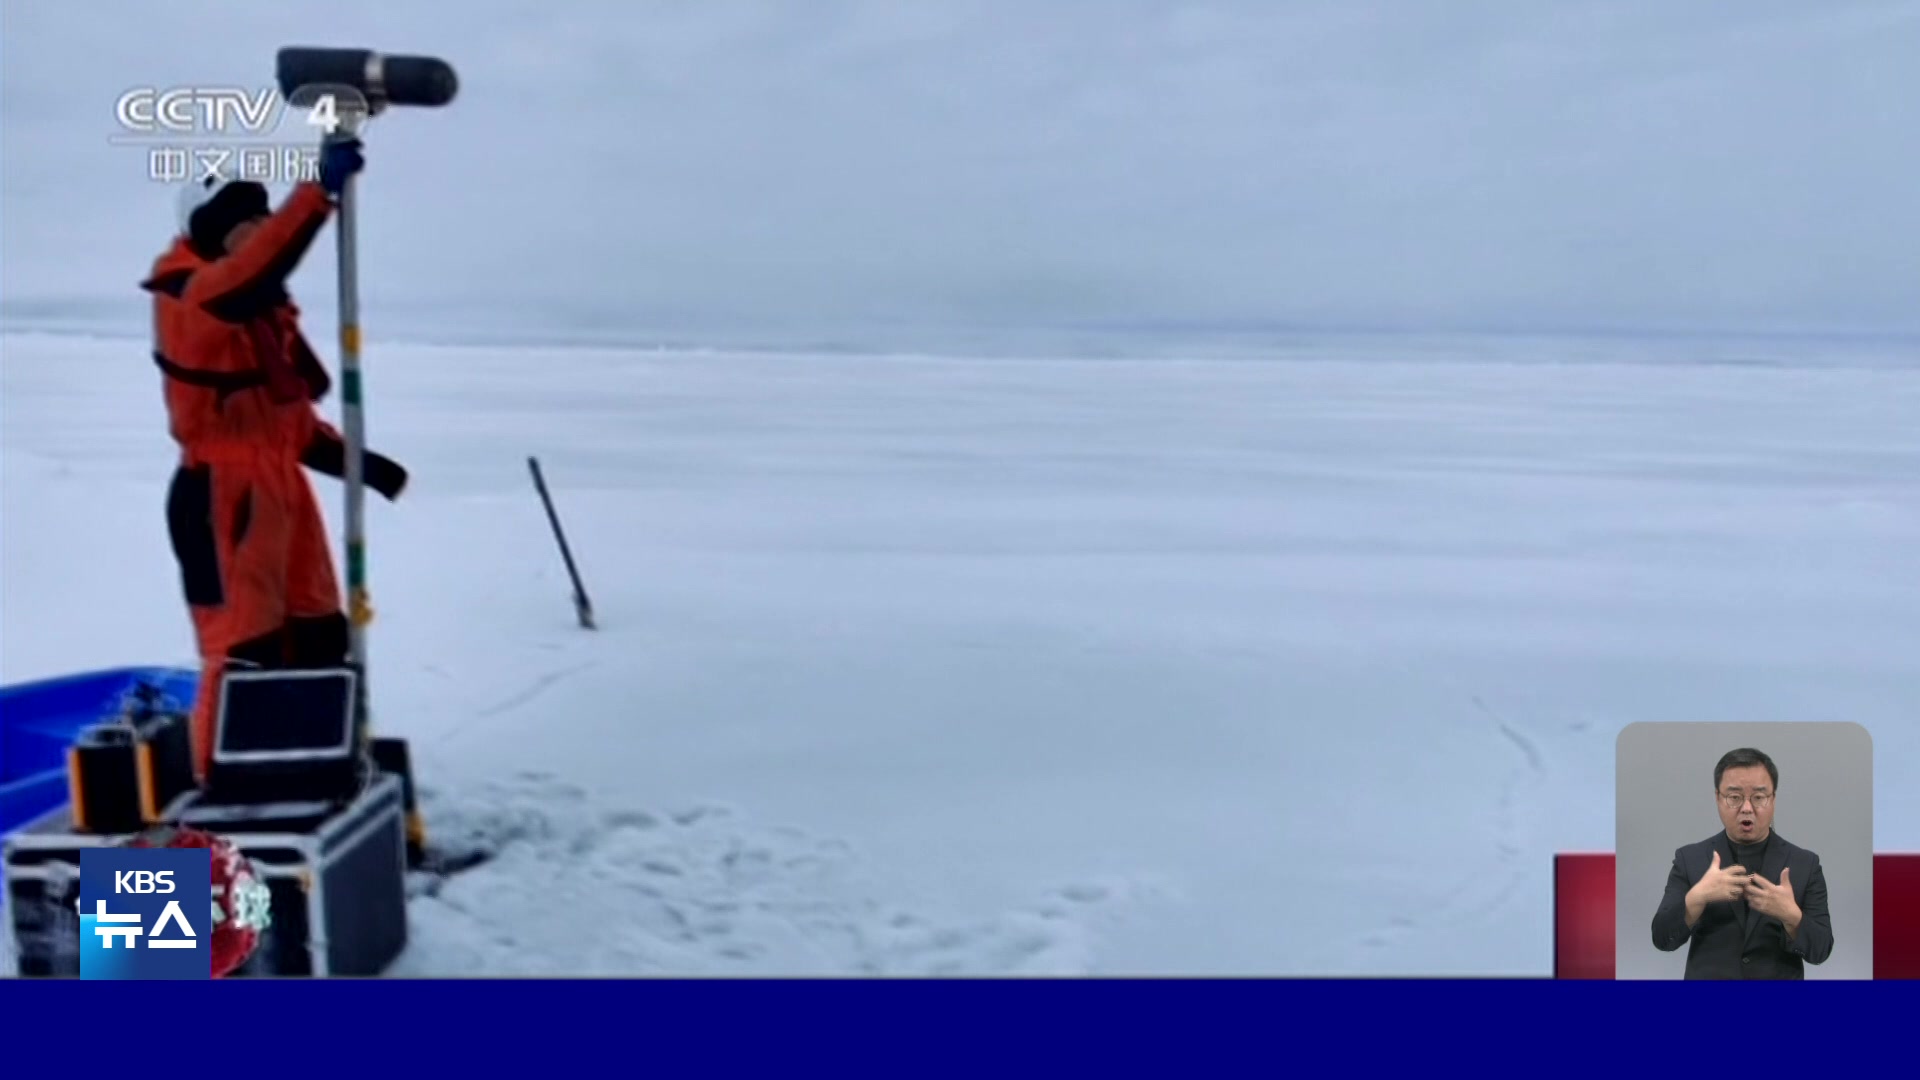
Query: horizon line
3 314 1918 363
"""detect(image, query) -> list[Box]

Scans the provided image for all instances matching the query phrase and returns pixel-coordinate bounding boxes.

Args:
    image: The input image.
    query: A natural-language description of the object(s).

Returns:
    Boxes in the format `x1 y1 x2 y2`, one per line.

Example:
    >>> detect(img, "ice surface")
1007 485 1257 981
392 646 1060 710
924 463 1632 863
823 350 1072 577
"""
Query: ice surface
3 329 1916 975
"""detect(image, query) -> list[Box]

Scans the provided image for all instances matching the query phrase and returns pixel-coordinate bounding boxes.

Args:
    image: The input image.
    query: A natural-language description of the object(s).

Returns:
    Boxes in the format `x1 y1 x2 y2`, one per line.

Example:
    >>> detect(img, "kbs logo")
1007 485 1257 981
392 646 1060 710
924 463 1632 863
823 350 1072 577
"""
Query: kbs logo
116 870 177 893
77 847 213 980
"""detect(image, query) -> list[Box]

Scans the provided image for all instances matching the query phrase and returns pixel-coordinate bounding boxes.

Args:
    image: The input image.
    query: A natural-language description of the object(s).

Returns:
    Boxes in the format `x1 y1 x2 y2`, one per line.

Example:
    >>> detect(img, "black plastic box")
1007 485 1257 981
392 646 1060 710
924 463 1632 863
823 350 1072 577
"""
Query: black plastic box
67 707 195 834
4 772 409 977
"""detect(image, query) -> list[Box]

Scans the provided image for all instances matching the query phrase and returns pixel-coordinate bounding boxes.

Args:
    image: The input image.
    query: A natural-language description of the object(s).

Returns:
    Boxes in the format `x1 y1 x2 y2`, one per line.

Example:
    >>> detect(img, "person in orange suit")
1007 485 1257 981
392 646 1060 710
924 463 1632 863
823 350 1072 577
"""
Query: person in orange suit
141 141 408 781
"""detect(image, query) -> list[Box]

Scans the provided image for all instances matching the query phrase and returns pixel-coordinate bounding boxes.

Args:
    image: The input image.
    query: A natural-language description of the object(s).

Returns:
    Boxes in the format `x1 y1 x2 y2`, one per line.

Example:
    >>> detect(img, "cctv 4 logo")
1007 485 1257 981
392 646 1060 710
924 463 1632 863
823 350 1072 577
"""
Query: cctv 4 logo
115 87 354 137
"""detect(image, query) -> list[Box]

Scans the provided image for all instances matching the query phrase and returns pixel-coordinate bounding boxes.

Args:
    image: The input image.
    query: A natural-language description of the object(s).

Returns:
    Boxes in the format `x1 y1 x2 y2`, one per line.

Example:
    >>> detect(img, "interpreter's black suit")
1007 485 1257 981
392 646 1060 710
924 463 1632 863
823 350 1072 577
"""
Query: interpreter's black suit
1650 830 1833 979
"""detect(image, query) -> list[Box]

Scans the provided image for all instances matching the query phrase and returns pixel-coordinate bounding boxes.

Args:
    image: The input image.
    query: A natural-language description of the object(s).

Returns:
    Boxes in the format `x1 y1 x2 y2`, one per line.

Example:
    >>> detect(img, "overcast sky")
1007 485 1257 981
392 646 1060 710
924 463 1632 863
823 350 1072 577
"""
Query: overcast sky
4 0 1917 347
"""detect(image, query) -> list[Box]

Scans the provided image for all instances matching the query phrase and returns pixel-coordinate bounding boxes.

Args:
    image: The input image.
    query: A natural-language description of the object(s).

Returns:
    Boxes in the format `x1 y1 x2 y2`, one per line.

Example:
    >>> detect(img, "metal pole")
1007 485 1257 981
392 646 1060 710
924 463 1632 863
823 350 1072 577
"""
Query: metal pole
529 456 597 629
328 123 373 740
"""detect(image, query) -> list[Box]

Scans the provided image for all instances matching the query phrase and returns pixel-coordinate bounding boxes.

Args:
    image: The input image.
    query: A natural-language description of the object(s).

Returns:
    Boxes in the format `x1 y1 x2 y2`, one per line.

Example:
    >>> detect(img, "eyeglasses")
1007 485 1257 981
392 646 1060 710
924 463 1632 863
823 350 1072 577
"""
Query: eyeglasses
1720 791 1772 807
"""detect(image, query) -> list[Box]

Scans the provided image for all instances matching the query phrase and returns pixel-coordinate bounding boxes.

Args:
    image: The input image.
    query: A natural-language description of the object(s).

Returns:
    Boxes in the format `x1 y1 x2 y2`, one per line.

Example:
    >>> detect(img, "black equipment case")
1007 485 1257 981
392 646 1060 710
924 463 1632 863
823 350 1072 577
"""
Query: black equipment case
5 666 410 977
66 682 197 833
4 772 409 977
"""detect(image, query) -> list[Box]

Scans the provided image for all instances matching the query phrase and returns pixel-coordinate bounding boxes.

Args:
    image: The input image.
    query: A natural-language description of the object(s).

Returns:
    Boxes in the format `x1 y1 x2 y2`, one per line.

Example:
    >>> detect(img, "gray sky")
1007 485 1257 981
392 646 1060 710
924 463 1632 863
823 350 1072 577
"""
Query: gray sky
4 0 1917 348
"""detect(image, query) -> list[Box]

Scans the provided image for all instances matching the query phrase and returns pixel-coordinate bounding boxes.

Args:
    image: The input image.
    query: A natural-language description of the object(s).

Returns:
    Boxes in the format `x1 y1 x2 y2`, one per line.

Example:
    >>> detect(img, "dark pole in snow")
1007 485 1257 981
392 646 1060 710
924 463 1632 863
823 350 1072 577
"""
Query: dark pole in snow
529 456 596 630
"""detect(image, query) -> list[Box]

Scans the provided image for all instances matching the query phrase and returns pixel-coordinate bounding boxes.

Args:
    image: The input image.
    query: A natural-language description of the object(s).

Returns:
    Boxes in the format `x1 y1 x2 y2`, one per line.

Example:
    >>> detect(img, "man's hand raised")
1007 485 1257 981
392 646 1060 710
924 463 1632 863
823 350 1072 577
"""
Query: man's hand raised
1746 867 1800 926
1689 850 1752 906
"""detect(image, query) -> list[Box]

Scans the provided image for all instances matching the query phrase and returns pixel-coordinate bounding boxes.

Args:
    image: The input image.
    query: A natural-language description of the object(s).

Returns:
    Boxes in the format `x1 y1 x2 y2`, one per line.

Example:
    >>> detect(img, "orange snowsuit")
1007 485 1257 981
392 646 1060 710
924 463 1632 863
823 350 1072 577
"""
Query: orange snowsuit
142 181 349 780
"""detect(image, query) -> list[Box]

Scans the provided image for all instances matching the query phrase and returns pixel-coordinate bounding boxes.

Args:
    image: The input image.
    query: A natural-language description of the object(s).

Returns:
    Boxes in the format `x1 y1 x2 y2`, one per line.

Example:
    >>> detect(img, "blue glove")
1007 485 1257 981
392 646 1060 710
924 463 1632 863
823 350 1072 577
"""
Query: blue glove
318 138 365 196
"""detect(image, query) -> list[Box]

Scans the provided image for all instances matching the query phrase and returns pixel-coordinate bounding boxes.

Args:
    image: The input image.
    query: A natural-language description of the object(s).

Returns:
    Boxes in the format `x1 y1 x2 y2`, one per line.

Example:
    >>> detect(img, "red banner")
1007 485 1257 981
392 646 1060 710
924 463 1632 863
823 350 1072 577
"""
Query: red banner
1554 853 1920 979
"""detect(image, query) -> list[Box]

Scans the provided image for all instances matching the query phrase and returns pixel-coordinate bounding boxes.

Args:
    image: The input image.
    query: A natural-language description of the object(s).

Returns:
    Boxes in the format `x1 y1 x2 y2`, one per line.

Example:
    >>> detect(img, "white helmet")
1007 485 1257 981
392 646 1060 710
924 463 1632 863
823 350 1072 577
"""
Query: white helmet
175 174 225 236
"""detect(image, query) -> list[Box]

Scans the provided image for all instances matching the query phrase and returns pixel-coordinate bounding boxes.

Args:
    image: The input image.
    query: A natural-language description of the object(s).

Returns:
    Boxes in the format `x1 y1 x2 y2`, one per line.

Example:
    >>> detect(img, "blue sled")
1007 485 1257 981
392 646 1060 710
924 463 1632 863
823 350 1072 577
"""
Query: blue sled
0 666 198 837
